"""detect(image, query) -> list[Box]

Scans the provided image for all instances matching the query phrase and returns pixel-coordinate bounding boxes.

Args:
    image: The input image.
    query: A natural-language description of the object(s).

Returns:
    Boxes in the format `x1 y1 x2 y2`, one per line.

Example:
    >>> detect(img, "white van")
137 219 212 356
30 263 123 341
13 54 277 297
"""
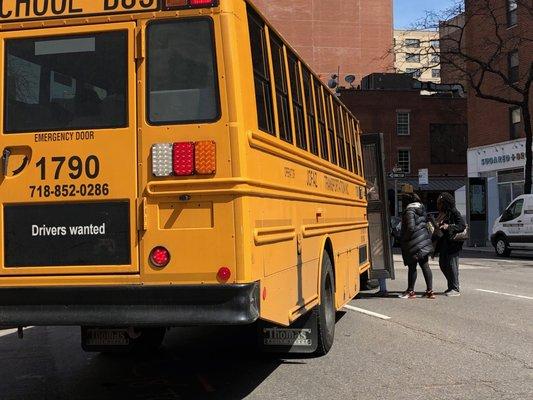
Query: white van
491 194 533 257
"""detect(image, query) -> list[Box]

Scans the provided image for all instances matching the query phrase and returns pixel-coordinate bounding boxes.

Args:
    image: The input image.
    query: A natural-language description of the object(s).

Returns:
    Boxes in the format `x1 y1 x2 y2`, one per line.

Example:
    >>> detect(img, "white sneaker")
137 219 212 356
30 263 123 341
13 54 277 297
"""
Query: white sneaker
445 290 460 297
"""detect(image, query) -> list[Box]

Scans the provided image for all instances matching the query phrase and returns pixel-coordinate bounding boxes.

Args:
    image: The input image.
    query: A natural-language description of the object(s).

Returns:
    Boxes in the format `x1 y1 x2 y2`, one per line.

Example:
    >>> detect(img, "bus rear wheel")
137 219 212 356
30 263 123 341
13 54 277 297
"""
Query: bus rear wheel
314 252 335 356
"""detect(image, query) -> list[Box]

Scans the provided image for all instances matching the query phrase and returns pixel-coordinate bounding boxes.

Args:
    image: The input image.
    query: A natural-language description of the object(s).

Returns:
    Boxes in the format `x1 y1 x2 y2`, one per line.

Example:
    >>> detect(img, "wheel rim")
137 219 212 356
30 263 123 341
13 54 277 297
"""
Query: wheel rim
324 275 335 334
496 240 506 254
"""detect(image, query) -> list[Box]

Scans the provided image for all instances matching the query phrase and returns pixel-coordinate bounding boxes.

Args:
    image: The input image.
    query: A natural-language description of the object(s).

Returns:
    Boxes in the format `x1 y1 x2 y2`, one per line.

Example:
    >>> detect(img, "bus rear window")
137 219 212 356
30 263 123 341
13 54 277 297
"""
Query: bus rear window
4 32 128 133
147 19 220 125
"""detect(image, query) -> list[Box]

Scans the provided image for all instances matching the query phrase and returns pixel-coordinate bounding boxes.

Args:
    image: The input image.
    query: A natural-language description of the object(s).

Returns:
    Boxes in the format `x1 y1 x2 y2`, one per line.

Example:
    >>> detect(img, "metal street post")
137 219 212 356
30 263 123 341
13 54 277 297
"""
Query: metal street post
394 179 398 217
390 166 404 218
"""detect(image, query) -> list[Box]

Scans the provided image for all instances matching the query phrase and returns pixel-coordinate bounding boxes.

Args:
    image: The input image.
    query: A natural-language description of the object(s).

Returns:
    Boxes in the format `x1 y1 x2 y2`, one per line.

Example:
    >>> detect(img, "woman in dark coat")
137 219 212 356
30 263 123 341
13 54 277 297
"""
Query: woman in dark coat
399 193 435 299
434 192 466 296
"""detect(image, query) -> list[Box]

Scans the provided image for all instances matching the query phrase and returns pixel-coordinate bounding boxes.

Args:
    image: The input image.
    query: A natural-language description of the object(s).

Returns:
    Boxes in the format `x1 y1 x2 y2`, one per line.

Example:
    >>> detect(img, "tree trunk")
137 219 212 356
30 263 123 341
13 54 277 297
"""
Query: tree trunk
524 102 532 194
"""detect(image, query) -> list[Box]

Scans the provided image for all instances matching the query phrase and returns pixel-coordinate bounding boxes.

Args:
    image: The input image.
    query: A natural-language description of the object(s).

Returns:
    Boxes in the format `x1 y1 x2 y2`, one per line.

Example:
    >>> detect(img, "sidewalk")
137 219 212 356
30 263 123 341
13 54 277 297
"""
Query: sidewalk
463 246 494 253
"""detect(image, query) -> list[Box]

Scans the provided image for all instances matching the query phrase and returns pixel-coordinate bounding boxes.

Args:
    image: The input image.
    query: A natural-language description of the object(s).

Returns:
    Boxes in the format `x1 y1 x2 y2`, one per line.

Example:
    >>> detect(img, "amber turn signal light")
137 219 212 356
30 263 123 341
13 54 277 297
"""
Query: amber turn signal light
195 141 216 175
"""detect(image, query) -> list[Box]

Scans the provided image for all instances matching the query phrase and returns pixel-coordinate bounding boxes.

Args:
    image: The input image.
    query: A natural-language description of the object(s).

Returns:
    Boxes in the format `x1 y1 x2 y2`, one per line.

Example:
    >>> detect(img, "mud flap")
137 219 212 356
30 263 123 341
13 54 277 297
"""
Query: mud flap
259 309 318 354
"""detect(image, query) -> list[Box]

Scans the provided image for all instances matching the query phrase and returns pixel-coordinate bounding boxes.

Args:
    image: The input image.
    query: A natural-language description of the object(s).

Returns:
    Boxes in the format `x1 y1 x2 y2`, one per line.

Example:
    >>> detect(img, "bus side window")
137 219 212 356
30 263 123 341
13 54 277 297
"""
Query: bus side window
302 67 319 156
325 95 337 165
247 8 275 135
269 33 293 144
355 122 364 175
335 105 347 169
351 120 360 176
287 53 306 150
345 112 354 173
315 84 329 161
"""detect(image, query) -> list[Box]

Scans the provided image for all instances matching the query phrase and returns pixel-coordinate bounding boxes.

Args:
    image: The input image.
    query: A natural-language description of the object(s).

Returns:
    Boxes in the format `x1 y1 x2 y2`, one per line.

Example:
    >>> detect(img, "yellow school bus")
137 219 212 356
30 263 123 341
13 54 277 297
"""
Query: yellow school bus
0 0 371 354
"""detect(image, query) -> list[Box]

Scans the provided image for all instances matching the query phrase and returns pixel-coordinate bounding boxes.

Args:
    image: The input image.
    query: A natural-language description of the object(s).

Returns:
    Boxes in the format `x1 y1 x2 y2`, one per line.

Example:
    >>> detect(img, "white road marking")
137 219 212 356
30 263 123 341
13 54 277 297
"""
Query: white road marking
0 326 34 338
476 289 533 300
344 305 391 320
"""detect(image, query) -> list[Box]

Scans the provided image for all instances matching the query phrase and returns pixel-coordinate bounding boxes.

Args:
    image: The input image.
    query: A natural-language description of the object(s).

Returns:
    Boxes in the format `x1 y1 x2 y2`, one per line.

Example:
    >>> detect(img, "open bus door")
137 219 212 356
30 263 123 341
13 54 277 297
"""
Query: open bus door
361 133 395 283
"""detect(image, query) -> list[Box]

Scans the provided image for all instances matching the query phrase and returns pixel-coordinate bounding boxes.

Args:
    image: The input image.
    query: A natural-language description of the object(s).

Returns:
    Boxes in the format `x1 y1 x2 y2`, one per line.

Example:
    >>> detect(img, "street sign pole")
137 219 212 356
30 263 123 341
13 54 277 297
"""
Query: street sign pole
391 165 403 218
394 179 398 217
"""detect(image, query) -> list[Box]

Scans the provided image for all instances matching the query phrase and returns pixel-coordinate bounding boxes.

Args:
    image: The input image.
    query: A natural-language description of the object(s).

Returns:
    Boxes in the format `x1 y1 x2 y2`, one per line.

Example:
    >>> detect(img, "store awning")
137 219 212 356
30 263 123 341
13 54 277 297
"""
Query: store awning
387 177 466 192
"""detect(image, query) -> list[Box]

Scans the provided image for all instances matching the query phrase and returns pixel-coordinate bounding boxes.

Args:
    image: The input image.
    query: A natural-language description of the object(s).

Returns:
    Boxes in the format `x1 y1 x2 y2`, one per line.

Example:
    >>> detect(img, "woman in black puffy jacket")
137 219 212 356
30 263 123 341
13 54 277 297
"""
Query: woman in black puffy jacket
399 193 435 299
434 192 466 296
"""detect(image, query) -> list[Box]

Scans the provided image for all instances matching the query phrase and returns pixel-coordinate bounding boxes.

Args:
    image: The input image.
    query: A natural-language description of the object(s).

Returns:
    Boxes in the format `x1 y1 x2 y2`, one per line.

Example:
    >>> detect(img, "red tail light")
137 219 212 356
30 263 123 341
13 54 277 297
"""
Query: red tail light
217 267 231 283
150 247 171 268
164 0 218 9
173 142 195 176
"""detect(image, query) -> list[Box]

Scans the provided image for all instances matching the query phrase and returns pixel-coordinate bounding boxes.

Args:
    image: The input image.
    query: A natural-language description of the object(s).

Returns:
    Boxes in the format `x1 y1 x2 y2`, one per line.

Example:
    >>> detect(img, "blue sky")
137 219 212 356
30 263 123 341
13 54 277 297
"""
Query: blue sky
394 0 459 29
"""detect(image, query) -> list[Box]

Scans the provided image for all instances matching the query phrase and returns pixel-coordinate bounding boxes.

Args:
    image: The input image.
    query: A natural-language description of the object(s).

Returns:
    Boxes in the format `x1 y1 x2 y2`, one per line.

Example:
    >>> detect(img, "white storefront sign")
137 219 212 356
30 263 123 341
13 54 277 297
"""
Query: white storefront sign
468 139 526 176
418 168 429 185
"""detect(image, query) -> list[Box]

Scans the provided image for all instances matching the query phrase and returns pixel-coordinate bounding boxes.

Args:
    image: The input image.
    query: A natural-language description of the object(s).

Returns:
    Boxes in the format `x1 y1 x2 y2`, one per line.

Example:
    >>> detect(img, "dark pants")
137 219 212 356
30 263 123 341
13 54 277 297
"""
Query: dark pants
407 256 433 292
439 253 460 291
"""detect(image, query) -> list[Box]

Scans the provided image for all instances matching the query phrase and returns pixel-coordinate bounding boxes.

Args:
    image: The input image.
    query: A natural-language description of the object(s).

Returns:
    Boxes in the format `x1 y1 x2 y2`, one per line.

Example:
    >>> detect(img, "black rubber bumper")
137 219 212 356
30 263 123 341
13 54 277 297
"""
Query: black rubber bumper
0 283 260 327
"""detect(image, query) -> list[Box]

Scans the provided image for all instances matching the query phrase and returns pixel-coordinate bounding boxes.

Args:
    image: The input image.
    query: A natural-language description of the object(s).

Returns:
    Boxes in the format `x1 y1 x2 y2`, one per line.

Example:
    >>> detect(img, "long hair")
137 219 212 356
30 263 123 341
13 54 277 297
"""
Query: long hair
438 192 456 212
403 193 421 205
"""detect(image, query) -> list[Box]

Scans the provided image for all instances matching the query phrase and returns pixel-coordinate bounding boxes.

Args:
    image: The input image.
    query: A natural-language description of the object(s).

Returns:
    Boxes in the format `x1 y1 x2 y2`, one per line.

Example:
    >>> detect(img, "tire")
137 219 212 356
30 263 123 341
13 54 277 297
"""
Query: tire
495 236 511 257
314 252 336 356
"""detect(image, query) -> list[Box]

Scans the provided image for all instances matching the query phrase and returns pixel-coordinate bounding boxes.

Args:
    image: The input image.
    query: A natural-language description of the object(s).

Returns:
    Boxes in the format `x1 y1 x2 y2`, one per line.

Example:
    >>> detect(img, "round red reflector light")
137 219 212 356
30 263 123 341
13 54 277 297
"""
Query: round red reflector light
217 267 231 282
150 246 171 268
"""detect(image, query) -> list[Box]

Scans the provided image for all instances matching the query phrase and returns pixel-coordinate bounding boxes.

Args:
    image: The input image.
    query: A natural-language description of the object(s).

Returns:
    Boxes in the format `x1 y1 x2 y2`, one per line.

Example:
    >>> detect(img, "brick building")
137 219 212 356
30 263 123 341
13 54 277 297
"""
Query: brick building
439 13 467 88
463 0 533 244
340 76 468 214
252 0 394 83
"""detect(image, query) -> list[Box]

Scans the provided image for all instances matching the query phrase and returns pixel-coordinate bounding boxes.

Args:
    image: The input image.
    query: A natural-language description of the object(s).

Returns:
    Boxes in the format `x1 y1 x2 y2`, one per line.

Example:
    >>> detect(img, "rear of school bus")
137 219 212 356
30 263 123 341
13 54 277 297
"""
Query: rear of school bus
0 0 262 350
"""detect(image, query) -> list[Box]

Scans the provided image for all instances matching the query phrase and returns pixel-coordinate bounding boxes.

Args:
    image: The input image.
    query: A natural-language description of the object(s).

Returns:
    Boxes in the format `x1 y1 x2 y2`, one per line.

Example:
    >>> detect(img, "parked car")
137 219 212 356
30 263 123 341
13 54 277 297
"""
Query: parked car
491 194 533 257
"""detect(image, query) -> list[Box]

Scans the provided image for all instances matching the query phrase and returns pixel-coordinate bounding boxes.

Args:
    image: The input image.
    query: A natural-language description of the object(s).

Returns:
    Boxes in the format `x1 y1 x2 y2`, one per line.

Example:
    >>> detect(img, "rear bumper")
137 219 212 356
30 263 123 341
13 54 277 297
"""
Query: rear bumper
0 283 260 327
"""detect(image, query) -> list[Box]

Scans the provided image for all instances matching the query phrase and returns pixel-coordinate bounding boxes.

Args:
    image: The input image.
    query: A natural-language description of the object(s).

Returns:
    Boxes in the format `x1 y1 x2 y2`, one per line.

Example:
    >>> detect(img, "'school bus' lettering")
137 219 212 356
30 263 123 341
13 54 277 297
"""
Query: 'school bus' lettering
0 0 158 22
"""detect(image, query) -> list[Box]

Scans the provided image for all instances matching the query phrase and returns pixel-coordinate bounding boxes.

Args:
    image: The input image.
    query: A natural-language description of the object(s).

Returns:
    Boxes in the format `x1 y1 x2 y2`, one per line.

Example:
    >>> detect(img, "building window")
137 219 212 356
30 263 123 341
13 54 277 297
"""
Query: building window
431 54 440 64
405 38 420 48
398 149 411 173
397 111 410 135
510 107 522 139
405 53 420 63
508 50 519 83
430 40 440 48
430 124 468 164
507 0 518 27
432 69 441 78
405 68 421 78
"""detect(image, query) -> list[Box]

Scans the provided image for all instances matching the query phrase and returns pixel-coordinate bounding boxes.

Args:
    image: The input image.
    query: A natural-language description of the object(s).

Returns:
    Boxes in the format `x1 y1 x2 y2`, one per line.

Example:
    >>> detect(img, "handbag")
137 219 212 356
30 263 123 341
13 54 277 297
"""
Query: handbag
427 221 435 235
451 225 469 242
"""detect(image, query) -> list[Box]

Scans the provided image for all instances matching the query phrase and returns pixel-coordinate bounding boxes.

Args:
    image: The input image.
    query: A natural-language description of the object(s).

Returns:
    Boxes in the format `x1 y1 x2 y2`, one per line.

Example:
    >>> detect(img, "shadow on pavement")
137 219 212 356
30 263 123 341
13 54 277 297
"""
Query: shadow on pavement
0 325 302 400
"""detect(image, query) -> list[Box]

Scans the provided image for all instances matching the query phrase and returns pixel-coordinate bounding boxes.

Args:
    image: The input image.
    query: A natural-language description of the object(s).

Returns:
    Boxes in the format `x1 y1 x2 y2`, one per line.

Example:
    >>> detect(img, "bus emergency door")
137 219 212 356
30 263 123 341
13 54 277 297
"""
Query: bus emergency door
362 133 394 281
0 23 139 276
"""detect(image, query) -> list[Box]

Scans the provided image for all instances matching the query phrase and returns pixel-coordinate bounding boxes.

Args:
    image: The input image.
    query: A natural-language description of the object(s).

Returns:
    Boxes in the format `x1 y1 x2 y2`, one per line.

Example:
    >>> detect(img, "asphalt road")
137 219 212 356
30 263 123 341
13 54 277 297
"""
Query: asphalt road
0 250 532 400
